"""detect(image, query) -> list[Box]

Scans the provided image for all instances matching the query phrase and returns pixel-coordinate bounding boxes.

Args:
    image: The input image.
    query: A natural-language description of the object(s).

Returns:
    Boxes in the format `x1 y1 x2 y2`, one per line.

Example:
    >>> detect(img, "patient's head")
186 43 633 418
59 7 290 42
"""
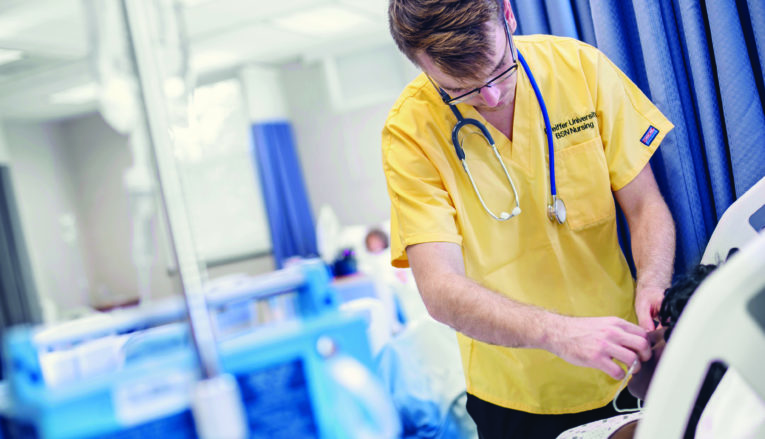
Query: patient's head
365 228 389 254
657 264 718 341
628 263 718 399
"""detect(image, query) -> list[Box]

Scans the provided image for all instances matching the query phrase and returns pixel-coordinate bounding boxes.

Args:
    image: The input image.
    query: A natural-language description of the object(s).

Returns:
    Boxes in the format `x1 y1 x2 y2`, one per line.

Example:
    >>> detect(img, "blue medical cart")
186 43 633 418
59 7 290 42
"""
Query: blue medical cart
1 260 393 438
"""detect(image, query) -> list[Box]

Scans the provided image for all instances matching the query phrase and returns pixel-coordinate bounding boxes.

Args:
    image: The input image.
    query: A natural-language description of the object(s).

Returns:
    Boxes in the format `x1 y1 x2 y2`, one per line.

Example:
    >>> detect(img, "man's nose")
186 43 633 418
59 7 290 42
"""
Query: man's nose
479 84 501 106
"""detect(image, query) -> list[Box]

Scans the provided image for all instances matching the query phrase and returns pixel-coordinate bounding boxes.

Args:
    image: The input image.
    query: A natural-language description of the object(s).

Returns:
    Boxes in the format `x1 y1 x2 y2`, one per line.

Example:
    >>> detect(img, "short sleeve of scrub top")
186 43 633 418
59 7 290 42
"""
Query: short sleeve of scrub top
589 49 672 191
382 80 464 268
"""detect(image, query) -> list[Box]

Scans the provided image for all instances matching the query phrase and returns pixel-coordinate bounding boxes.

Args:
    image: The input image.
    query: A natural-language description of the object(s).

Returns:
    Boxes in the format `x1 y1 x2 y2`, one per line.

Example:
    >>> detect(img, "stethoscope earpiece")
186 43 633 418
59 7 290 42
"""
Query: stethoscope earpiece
499 206 522 220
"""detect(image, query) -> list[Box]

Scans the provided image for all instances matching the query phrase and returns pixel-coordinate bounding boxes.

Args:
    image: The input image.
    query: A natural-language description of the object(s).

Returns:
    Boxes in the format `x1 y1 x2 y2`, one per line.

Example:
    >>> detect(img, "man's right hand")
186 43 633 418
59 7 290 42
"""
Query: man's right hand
544 315 652 380
407 242 652 381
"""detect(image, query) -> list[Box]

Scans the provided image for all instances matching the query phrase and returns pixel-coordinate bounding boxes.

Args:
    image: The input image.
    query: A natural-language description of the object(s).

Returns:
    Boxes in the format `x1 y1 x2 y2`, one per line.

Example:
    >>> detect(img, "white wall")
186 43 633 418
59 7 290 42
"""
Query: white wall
56 113 181 306
4 114 189 318
279 43 418 228
4 120 92 317
6 110 280 318
240 65 289 122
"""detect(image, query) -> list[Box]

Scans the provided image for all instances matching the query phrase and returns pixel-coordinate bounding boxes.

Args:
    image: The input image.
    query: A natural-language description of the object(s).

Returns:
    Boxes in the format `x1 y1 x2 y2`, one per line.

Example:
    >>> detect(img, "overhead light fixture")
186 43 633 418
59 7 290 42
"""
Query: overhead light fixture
49 83 99 105
271 5 372 36
191 51 240 74
164 76 186 99
0 49 23 67
177 0 215 6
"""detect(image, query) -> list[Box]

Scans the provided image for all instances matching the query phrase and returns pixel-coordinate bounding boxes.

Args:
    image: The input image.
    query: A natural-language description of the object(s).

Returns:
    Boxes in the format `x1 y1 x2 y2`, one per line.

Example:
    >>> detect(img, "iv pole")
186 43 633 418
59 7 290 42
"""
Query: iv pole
118 1 246 437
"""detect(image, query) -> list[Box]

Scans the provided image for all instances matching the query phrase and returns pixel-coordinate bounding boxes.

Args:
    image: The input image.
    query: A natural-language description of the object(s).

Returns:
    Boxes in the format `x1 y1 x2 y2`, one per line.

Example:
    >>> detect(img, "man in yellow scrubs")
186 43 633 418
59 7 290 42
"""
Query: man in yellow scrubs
383 0 676 437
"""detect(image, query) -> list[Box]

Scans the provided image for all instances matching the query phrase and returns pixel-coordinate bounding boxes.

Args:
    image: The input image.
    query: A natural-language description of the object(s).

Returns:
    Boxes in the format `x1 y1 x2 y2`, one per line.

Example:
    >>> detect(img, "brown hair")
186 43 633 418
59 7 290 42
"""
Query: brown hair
365 228 389 251
388 0 503 82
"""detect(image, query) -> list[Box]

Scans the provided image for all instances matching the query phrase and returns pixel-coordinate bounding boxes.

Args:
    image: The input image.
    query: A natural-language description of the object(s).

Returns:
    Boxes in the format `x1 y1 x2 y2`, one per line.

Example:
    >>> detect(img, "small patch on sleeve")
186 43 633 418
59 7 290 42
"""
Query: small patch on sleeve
640 126 659 146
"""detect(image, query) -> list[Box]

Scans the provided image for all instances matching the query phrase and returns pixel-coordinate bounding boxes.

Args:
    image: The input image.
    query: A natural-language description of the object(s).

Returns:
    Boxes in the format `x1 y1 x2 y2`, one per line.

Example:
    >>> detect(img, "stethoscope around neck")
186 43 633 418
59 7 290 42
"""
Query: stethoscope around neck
446 50 566 224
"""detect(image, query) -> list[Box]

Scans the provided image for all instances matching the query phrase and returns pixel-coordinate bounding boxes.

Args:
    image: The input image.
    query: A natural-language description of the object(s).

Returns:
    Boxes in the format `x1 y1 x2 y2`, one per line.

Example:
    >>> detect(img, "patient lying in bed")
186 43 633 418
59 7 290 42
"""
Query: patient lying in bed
558 263 720 439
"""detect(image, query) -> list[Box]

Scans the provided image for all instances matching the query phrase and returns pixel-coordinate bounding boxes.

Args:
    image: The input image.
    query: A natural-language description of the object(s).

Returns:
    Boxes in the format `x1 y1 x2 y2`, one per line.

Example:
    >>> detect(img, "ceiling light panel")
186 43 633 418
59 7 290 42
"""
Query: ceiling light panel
49 82 98 104
271 5 373 36
0 49 23 67
191 23 314 69
337 0 388 18
182 0 322 40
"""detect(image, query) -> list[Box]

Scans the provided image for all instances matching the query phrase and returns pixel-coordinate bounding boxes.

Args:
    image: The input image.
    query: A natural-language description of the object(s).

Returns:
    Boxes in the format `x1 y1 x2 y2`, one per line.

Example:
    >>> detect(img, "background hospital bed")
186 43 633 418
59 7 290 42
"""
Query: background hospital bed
330 262 477 438
318 205 477 439
375 317 478 439
0 260 401 438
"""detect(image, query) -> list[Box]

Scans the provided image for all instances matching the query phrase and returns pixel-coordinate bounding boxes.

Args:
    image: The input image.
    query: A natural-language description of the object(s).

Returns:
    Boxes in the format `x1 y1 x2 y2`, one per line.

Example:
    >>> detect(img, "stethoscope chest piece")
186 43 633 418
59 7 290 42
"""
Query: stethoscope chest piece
549 196 566 224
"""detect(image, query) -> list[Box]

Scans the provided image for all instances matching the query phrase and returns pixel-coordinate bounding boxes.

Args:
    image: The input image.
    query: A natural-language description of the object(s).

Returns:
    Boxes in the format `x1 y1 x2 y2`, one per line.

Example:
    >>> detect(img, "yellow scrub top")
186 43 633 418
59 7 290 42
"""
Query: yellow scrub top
381 35 674 414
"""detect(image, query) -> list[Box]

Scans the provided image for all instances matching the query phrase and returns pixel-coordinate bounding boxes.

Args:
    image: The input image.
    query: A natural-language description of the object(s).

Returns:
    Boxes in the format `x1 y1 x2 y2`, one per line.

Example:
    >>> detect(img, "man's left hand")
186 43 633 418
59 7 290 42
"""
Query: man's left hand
615 165 675 333
635 286 665 331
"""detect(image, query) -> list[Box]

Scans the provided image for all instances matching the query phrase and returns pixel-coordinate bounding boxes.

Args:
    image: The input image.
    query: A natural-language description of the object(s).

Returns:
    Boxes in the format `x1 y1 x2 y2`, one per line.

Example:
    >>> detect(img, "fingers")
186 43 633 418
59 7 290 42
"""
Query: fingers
615 318 649 337
650 301 662 319
556 316 653 380
610 319 651 361
597 319 651 379
598 357 627 380
607 345 641 376
637 309 656 331
598 347 643 381
636 288 664 331
615 330 652 362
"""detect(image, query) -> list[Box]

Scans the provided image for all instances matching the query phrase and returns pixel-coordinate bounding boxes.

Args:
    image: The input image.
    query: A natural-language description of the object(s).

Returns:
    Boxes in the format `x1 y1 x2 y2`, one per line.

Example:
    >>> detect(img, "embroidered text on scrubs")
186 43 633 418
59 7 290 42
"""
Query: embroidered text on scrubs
552 112 597 139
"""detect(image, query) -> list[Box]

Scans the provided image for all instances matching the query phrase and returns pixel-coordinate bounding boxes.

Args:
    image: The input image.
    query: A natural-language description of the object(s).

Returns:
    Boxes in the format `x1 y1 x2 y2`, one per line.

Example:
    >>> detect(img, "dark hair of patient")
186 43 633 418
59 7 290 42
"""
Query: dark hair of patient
658 263 718 341
658 246 740 341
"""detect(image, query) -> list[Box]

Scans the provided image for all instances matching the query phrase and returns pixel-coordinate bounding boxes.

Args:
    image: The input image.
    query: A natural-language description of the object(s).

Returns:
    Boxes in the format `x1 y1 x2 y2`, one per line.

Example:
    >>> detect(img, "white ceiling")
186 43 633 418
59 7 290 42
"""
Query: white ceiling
0 0 392 120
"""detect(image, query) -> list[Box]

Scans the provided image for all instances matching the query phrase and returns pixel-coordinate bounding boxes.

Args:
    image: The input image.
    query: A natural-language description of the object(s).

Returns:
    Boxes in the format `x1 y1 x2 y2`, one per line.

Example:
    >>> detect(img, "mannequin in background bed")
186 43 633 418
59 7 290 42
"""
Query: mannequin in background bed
365 228 413 285
365 228 390 254
360 227 427 323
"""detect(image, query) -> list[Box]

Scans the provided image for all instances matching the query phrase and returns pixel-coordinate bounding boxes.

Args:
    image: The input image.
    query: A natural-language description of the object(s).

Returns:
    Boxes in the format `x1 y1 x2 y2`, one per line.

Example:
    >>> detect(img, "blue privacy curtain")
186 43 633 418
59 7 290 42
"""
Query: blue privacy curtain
250 121 318 268
509 0 765 276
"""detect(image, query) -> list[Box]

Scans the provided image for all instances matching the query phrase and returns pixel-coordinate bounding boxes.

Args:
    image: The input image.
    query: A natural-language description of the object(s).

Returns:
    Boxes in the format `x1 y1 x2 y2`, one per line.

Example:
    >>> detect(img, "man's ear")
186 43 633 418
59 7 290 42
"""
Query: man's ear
503 0 518 33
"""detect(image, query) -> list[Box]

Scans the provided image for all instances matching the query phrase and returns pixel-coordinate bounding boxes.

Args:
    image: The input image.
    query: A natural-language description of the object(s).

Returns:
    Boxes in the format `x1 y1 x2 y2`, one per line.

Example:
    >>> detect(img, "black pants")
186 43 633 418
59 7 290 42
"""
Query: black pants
466 391 640 439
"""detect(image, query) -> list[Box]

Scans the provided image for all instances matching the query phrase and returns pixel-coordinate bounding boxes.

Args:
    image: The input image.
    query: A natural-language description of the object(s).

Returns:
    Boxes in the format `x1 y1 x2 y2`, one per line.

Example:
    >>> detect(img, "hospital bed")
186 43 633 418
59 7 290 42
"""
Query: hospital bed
0 259 399 438
316 208 475 438
375 317 478 439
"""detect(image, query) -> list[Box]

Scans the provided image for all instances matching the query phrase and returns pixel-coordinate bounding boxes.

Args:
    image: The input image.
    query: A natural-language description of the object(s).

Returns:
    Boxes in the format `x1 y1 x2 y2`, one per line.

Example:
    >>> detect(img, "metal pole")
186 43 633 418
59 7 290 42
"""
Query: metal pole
119 0 220 379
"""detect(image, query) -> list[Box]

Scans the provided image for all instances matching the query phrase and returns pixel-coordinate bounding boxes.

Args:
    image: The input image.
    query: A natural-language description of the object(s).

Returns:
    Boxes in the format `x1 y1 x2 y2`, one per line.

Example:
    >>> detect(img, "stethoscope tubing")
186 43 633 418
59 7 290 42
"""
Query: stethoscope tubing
449 105 494 160
445 49 564 223
517 50 557 197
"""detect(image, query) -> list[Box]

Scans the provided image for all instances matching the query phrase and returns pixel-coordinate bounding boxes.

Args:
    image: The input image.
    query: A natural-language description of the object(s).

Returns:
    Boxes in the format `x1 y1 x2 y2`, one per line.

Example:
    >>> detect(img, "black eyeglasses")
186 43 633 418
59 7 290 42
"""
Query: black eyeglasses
429 15 518 105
